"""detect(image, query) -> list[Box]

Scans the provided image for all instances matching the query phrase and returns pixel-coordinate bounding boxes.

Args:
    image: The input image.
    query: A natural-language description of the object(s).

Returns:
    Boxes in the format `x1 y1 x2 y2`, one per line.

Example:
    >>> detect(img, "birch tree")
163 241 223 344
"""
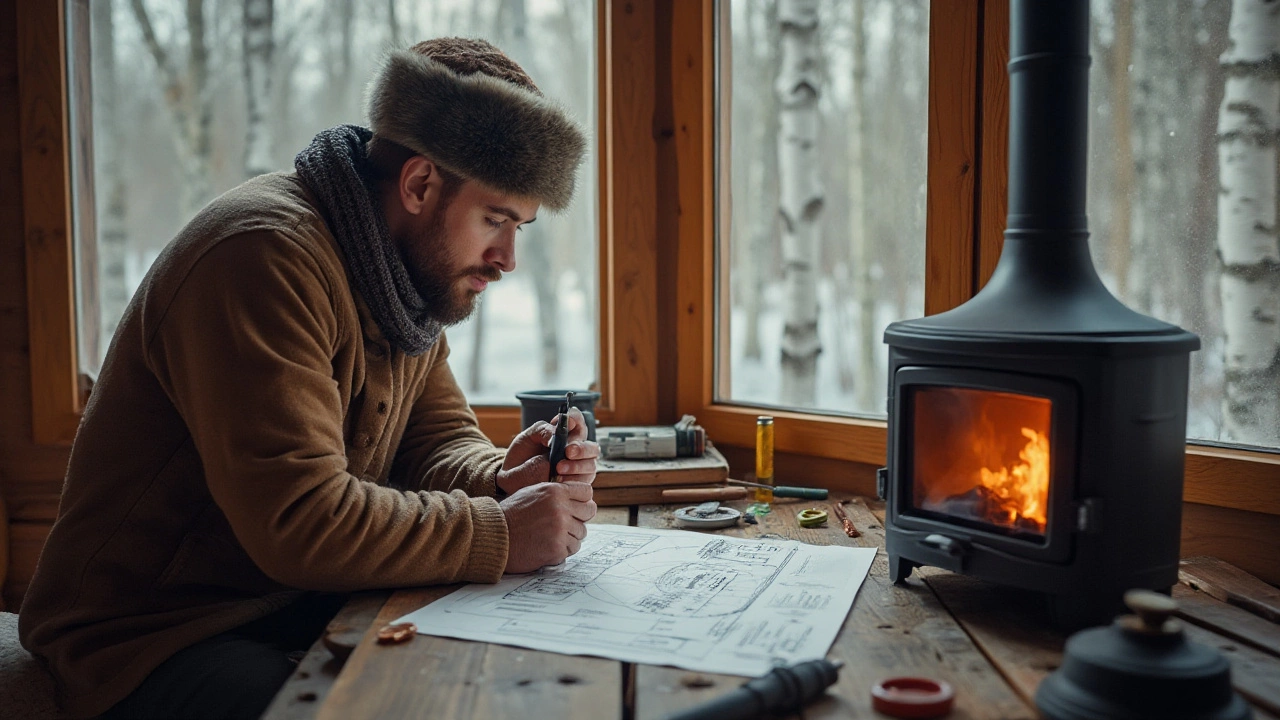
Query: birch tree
129 0 215 217
93 0 130 348
1217 0 1280 445
776 0 823 406
848 0 876 411
243 0 274 178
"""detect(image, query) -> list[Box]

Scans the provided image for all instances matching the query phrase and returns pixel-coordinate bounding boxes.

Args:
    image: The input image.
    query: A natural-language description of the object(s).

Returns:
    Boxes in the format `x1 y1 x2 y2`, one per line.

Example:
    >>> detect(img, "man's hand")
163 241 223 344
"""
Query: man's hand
500 481 597 573
497 407 600 495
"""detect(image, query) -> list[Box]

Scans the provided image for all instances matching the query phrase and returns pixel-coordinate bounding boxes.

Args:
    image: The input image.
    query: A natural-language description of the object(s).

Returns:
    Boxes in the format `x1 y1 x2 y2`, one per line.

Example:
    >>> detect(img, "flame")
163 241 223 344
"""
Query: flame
911 387 1053 536
976 427 1049 532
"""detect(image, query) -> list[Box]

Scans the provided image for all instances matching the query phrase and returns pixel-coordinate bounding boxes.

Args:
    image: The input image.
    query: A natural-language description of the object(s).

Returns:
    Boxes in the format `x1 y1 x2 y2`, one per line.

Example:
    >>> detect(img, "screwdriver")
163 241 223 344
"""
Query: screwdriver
727 478 828 500
547 392 572 481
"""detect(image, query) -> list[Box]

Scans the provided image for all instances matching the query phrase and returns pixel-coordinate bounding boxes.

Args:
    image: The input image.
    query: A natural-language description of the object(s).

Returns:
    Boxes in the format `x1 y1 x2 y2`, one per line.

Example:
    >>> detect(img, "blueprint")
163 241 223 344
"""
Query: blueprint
394 524 876 676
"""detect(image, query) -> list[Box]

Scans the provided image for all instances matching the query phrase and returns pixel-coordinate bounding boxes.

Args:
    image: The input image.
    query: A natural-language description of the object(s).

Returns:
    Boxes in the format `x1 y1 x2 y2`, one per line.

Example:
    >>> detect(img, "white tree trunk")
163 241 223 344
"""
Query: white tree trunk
776 0 823 407
849 0 876 412
1217 0 1280 445
243 0 275 178
93 0 130 352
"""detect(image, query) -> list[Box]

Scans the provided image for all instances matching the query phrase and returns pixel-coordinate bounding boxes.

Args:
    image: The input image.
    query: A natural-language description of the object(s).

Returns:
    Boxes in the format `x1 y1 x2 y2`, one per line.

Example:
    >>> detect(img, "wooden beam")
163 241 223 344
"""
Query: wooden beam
923 0 981 315
978 0 1009 288
17 0 81 445
601 0 661 425
671 0 714 421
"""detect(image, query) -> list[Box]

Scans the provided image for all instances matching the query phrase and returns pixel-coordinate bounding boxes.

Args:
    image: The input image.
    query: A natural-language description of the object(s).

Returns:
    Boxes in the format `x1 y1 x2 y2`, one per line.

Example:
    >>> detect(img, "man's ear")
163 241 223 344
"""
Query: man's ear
398 156 442 216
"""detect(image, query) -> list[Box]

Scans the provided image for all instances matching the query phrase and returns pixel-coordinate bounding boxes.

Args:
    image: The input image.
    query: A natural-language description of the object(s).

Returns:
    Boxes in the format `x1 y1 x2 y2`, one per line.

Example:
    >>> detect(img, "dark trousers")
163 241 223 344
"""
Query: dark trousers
101 593 347 720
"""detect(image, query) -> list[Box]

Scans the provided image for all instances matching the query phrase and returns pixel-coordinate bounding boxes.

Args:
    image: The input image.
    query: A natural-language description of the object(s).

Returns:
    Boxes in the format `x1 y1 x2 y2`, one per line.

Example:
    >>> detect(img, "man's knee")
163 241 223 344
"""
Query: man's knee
105 634 296 720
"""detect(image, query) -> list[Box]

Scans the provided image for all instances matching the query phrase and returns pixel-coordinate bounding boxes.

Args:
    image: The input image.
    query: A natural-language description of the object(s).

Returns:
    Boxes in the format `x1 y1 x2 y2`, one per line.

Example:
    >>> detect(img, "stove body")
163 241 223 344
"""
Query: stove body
880 0 1199 625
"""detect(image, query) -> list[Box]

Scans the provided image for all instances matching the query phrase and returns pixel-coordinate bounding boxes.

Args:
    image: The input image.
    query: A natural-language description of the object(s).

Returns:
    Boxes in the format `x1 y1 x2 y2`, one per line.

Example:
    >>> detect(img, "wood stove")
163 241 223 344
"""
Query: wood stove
880 0 1199 626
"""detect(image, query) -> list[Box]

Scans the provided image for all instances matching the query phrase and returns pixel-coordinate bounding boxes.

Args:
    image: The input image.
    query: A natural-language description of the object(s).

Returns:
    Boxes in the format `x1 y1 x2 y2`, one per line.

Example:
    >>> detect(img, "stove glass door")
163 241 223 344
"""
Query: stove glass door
910 387 1052 540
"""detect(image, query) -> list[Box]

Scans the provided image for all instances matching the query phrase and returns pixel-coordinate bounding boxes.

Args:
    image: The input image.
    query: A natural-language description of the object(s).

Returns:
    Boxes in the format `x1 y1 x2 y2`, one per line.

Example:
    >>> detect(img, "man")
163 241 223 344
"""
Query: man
20 38 596 719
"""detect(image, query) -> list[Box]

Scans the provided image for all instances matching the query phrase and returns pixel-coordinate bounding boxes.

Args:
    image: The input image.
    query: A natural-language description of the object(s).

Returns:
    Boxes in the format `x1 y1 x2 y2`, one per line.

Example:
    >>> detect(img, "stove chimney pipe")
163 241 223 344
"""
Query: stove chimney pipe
892 0 1187 336
1007 0 1090 239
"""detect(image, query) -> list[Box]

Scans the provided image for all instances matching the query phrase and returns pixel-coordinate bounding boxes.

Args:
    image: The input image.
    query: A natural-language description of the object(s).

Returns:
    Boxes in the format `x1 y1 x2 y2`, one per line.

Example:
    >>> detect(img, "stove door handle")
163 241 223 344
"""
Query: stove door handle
921 534 968 557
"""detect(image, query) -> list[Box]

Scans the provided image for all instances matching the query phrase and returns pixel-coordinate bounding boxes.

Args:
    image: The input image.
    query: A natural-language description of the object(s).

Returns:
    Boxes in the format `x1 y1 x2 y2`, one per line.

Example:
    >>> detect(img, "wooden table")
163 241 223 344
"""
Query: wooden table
263 493 1280 719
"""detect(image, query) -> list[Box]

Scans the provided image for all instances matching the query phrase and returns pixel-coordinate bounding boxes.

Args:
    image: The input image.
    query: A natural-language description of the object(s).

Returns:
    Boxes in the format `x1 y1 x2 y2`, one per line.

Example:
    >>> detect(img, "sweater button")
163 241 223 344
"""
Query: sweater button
377 401 388 414
368 344 385 358
358 435 372 448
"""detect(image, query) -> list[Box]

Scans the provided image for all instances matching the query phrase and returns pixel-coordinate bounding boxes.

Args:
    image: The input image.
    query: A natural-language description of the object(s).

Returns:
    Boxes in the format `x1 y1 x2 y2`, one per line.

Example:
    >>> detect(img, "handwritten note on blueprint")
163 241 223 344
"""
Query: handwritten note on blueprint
395 524 876 677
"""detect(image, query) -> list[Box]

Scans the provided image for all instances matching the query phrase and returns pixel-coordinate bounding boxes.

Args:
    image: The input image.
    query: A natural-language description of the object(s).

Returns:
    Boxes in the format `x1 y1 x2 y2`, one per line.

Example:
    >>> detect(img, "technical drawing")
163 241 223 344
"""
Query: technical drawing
396 524 877 678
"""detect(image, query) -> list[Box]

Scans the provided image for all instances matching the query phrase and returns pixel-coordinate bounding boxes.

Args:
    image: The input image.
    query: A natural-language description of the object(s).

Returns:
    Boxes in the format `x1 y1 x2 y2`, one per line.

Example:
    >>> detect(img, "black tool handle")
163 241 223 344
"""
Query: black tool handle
547 394 572 480
663 659 842 720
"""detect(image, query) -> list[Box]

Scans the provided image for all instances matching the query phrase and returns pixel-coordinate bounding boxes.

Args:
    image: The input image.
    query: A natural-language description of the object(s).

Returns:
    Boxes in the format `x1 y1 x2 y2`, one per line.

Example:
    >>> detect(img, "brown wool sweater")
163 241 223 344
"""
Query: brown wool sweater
19 172 509 718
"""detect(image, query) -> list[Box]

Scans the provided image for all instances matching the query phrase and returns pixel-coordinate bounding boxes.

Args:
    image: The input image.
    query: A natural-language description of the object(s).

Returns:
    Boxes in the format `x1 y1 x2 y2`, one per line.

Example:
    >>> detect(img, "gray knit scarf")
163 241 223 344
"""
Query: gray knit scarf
295 125 443 356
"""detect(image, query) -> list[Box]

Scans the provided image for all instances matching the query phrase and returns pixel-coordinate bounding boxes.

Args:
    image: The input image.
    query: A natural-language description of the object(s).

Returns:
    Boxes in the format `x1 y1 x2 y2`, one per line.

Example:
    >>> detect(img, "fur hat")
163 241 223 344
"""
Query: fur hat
365 38 587 211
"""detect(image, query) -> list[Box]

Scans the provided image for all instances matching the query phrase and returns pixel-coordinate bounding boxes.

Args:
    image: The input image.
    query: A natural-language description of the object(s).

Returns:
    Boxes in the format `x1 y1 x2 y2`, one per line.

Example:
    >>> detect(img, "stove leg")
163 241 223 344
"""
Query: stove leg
889 555 917 583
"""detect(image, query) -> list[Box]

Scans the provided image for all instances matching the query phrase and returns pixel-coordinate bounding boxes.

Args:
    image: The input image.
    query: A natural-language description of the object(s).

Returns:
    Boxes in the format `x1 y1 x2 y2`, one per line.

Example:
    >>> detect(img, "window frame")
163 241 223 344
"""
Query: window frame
22 0 665 449
19 0 1280 518
668 0 1280 514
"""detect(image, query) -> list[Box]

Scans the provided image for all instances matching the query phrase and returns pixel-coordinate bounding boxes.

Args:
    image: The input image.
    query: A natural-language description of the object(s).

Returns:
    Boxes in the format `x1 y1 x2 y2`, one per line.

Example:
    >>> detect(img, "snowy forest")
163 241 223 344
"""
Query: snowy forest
72 0 599 406
73 0 1279 451
722 0 1280 451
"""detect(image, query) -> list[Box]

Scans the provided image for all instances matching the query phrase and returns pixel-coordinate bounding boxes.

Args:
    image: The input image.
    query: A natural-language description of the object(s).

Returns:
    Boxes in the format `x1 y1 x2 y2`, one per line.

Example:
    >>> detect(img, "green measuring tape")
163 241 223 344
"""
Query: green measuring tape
796 508 829 528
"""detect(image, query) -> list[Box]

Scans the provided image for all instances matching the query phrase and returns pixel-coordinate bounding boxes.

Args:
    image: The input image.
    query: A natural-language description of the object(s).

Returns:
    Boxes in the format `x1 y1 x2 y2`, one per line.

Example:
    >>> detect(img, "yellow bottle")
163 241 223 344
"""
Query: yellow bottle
755 416 774 504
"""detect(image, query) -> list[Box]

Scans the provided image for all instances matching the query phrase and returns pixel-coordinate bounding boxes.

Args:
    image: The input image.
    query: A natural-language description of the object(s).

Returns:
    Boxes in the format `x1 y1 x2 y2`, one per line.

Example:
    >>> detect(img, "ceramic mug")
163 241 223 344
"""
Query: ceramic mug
515 389 600 441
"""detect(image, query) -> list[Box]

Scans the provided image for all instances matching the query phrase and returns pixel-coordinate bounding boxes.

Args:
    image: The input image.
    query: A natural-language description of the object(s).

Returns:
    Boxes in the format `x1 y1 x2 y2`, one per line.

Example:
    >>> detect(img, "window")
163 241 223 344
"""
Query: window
1086 0 1280 452
67 0 599 406
22 0 1276 519
716 0 929 417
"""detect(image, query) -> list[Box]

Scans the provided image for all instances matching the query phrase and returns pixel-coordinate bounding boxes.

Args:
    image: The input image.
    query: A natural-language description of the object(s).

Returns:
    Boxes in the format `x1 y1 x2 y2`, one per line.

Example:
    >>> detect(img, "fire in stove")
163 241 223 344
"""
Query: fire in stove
912 388 1052 537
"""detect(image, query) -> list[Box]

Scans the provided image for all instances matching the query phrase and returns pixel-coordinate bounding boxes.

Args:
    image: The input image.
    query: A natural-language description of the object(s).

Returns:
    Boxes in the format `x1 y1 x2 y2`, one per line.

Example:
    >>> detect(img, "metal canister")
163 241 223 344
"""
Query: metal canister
755 416 774 503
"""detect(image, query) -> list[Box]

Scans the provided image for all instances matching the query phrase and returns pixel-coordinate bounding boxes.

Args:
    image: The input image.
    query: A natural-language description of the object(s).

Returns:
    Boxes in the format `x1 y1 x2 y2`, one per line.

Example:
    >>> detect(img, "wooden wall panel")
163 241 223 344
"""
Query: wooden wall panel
669 0 713 421
923 0 980 315
978 0 1009 288
1182 503 1280 588
17 0 82 445
1 0 71 608
600 0 661 425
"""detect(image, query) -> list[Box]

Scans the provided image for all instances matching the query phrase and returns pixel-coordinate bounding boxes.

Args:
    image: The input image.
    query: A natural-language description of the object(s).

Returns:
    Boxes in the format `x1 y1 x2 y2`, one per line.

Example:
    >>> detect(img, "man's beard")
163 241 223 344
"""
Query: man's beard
399 205 501 326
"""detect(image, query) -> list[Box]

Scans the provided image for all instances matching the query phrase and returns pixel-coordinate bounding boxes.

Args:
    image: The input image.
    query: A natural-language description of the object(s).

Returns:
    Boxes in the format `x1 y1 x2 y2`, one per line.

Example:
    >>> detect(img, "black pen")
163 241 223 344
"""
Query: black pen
547 391 573 481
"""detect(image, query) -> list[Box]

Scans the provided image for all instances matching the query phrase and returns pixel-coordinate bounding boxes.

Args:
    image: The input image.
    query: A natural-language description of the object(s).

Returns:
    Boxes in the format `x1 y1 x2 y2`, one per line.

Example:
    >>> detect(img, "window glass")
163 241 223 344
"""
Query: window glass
69 0 598 406
716 0 930 416
1087 0 1279 450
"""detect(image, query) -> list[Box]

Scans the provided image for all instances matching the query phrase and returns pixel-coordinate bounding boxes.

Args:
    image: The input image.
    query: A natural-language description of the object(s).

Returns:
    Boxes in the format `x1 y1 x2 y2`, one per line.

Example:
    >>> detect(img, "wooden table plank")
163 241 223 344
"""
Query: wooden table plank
920 571 1066 707
1175 583 1280 659
280 506 631 720
815 498 1035 720
1180 556 1280 623
632 495 1034 720
1184 623 1280 716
